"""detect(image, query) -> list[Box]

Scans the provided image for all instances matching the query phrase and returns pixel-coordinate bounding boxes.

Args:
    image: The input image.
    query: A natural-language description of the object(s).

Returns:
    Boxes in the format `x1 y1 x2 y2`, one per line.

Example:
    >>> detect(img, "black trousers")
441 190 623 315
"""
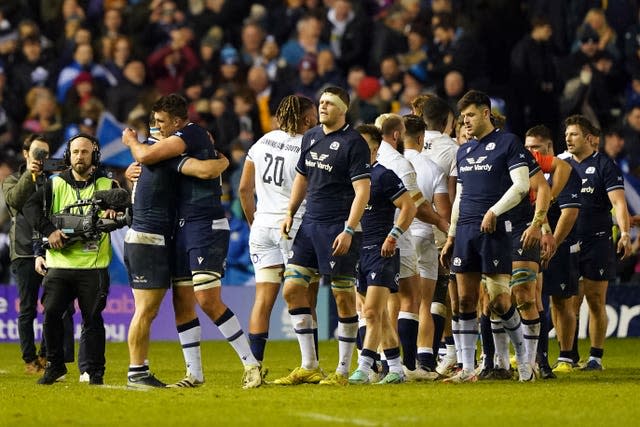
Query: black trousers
42 268 109 375
11 258 76 364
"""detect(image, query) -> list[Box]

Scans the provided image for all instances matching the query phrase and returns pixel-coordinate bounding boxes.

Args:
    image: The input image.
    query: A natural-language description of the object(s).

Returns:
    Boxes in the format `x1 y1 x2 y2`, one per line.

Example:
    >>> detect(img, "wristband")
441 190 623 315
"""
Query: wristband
344 225 355 236
286 210 294 217
541 223 552 235
387 225 404 240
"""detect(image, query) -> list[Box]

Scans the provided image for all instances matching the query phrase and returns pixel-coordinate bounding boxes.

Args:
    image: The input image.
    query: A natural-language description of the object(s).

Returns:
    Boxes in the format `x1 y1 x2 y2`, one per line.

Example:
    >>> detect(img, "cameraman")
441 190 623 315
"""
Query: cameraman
23 134 119 385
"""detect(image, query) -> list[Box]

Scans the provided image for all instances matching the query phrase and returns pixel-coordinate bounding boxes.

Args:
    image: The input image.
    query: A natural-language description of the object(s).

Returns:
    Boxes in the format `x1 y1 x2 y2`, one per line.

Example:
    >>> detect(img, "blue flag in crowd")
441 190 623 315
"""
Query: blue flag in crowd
95 112 134 168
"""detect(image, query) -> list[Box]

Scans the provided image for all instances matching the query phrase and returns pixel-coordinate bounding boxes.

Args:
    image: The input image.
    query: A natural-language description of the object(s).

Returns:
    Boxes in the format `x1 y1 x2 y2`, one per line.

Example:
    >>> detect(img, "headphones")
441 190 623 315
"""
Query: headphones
63 133 101 167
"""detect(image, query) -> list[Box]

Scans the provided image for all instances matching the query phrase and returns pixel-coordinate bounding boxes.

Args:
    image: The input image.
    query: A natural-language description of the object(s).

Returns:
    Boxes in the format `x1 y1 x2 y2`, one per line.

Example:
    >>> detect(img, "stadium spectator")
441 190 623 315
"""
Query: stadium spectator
239 21 265 67
280 14 329 68
21 87 63 151
56 42 116 104
105 60 153 123
293 54 322 102
321 0 369 72
368 5 408 74
146 26 199 96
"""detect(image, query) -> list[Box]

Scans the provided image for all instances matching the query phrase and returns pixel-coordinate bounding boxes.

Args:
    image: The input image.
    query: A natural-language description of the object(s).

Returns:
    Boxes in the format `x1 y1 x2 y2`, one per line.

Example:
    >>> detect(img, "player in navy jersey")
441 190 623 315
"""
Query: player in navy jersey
238 95 319 366
348 124 417 384
563 115 632 371
440 90 532 383
523 126 581 378
122 115 229 389
274 86 371 386
122 94 263 389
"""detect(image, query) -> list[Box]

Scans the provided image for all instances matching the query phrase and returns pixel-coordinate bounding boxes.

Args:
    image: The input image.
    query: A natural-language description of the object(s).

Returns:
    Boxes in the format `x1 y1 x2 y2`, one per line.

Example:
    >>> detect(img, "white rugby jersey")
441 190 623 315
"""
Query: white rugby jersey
405 148 448 238
422 130 458 178
246 129 306 228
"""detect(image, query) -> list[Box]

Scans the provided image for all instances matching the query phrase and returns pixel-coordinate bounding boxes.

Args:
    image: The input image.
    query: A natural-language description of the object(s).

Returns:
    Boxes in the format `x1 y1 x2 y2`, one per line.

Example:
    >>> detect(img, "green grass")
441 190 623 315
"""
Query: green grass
1 339 640 426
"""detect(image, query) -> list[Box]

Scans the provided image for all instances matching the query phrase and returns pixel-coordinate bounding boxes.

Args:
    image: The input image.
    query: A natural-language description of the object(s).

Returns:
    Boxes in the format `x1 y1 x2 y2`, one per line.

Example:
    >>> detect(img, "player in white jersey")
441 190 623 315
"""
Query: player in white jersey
415 95 460 375
239 95 319 366
402 114 450 377
374 113 449 379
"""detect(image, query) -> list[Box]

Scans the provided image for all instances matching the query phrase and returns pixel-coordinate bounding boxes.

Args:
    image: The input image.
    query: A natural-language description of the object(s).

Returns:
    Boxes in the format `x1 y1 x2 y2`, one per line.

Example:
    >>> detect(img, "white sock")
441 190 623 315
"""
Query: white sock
501 306 526 363
452 317 462 365
177 318 203 381
491 317 510 369
290 309 317 369
357 349 376 374
337 316 359 375
522 318 540 367
216 309 258 367
459 314 478 372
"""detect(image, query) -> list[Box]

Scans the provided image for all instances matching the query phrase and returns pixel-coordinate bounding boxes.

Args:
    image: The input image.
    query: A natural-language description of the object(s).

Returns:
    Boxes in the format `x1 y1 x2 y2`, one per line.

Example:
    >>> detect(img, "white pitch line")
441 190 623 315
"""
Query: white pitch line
299 412 379 426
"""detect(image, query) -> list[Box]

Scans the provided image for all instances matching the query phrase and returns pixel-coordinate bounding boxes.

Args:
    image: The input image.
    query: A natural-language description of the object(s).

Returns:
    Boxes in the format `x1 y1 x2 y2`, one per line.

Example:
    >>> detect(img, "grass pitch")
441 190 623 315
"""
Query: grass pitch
1 338 639 426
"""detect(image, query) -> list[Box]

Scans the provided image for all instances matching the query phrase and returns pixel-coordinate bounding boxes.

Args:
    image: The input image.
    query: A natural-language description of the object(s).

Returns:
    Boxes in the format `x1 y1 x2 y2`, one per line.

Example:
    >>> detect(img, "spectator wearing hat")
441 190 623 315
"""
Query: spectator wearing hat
581 8 620 60
293 54 322 102
558 24 602 84
146 25 199 96
214 44 246 99
355 75 384 125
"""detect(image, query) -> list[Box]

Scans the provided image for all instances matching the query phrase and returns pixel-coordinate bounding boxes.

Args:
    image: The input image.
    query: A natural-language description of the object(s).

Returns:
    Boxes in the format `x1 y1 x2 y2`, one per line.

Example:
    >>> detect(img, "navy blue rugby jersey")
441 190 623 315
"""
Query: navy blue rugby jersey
567 151 624 238
173 123 225 221
547 166 582 242
361 162 407 246
296 124 371 223
456 128 530 225
132 137 178 236
504 148 540 229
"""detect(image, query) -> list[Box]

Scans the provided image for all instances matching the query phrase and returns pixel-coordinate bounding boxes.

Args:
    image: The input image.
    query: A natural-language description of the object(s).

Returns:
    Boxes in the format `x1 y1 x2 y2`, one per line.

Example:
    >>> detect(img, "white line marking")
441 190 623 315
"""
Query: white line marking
299 412 378 426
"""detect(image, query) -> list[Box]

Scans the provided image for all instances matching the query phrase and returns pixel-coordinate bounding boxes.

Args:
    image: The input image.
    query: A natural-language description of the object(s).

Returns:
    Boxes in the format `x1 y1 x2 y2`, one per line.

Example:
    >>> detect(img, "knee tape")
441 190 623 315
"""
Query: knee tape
510 267 537 288
192 271 221 290
172 277 193 288
283 264 316 288
331 275 356 292
431 302 447 317
517 300 535 312
255 266 284 283
484 275 511 300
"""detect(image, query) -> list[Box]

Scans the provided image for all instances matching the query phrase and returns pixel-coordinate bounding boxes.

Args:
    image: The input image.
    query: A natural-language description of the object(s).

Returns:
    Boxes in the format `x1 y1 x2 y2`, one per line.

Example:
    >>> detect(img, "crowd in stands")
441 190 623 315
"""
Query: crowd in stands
1 0 640 284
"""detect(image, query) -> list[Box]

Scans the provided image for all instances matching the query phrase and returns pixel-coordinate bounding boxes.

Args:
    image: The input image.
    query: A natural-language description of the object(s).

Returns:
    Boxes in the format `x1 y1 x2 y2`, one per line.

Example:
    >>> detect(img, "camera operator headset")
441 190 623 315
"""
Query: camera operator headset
23 133 120 385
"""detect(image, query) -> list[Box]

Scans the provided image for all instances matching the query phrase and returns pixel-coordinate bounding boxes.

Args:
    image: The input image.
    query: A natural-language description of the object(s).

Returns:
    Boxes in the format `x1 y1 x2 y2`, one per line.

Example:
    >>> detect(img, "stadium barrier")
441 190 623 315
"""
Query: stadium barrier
0 283 639 342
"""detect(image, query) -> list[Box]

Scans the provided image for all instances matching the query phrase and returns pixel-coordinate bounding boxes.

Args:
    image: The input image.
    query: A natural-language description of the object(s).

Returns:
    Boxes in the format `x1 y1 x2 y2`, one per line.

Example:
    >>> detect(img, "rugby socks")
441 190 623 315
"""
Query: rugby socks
177 318 203 381
357 348 377 373
458 312 478 372
588 347 604 365
215 308 258 367
384 347 403 375
312 319 319 361
522 317 541 367
431 308 446 366
398 311 419 370
128 364 148 379
445 335 456 361
479 314 495 370
537 310 550 367
337 316 359 376
416 347 435 371
558 350 573 364
451 315 462 368
249 332 269 363
570 316 580 364
357 313 367 351
500 305 526 362
491 316 510 369
289 308 317 369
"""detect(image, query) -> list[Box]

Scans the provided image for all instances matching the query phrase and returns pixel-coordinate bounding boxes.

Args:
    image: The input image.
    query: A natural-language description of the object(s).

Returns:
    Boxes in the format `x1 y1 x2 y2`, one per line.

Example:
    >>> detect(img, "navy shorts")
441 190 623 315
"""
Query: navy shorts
451 223 512 275
511 225 540 264
578 235 616 281
124 240 173 289
173 219 230 279
289 220 361 277
357 244 400 294
542 240 580 298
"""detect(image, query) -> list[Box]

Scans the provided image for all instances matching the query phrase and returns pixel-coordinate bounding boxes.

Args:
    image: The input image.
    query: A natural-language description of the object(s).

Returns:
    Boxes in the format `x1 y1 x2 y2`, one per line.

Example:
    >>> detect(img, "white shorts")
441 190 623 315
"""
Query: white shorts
398 232 418 278
249 225 297 270
414 235 438 280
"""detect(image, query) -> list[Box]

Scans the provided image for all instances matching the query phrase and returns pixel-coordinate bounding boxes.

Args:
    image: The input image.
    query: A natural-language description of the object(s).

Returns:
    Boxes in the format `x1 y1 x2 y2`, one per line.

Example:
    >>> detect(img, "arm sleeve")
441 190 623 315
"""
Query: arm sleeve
489 165 530 216
448 182 462 237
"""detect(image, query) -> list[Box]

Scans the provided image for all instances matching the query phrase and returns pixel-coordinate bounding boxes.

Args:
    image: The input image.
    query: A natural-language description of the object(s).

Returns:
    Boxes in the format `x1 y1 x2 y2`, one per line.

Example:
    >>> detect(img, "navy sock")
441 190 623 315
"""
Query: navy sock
248 332 268 362
480 314 495 369
570 317 580 363
398 318 418 370
537 310 550 366
357 325 366 351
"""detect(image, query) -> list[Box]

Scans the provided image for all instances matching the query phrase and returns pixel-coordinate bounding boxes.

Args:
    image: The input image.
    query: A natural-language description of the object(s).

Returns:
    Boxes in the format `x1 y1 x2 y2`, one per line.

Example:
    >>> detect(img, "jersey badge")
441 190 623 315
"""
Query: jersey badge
485 142 495 151
330 141 340 150
453 257 462 266
586 167 595 174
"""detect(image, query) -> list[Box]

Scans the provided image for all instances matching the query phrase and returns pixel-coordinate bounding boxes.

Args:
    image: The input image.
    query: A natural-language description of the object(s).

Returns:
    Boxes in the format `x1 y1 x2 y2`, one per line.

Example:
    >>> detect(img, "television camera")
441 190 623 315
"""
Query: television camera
43 188 132 249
